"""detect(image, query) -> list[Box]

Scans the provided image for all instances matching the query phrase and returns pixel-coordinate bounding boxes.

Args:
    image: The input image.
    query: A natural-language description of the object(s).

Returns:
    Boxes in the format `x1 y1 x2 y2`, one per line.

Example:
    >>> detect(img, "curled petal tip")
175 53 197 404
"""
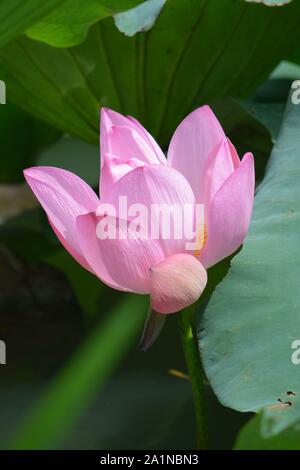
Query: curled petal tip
149 254 207 314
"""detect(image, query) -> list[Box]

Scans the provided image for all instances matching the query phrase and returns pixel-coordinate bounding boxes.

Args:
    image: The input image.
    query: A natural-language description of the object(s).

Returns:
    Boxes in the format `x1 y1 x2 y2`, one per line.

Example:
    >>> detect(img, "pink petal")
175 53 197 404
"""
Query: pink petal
200 153 255 268
150 254 207 314
100 107 166 167
227 137 240 169
49 218 93 273
23 166 99 270
76 213 165 293
127 115 166 165
100 108 130 166
167 105 225 203
103 164 196 256
204 138 235 206
107 125 159 165
100 153 145 199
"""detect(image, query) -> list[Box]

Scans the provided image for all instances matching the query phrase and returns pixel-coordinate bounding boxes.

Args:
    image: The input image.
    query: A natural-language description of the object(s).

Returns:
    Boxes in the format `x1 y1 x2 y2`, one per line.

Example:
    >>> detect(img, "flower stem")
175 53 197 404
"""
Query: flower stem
179 307 207 449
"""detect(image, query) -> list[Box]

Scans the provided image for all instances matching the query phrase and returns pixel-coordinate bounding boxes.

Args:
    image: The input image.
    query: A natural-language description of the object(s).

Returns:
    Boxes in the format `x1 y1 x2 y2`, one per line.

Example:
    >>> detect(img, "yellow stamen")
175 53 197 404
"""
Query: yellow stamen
194 224 208 257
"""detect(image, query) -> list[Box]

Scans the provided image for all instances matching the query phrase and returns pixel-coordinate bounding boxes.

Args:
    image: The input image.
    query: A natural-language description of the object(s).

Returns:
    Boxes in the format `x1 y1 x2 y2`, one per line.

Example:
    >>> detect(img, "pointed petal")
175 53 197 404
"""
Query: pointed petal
200 153 255 268
127 115 167 165
100 107 131 167
227 137 240 169
76 213 165 293
204 138 235 205
100 107 165 167
138 308 166 352
23 166 98 270
108 125 159 165
167 105 225 202
149 254 207 314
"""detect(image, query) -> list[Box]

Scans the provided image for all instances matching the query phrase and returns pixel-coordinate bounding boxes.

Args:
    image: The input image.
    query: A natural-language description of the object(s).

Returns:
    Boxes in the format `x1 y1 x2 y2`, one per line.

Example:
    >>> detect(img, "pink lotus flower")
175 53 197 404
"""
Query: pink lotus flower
24 106 254 315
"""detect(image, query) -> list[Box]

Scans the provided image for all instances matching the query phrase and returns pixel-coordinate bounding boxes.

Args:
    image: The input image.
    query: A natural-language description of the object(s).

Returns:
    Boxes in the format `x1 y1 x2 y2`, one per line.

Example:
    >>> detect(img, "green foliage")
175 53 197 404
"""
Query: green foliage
0 245 84 380
199 89 300 437
0 0 62 47
0 0 143 48
0 209 59 260
10 294 148 449
0 0 300 146
0 104 60 183
0 0 299 451
37 135 99 188
212 98 274 182
235 414 300 450
45 249 119 320
26 0 144 47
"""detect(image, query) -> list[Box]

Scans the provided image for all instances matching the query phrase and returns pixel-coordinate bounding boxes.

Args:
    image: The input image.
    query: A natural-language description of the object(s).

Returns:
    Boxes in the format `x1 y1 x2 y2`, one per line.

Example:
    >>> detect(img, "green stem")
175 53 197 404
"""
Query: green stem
179 307 207 450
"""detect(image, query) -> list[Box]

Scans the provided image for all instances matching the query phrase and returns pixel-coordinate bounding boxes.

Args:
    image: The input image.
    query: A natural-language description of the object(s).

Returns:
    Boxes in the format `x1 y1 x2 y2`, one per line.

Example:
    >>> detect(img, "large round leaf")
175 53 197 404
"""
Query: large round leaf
1 0 300 145
199 89 300 436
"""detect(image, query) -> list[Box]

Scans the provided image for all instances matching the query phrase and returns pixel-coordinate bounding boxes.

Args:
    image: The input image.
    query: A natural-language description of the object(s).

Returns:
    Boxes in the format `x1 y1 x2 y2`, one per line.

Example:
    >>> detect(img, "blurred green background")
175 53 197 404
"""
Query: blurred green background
1 0 300 450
